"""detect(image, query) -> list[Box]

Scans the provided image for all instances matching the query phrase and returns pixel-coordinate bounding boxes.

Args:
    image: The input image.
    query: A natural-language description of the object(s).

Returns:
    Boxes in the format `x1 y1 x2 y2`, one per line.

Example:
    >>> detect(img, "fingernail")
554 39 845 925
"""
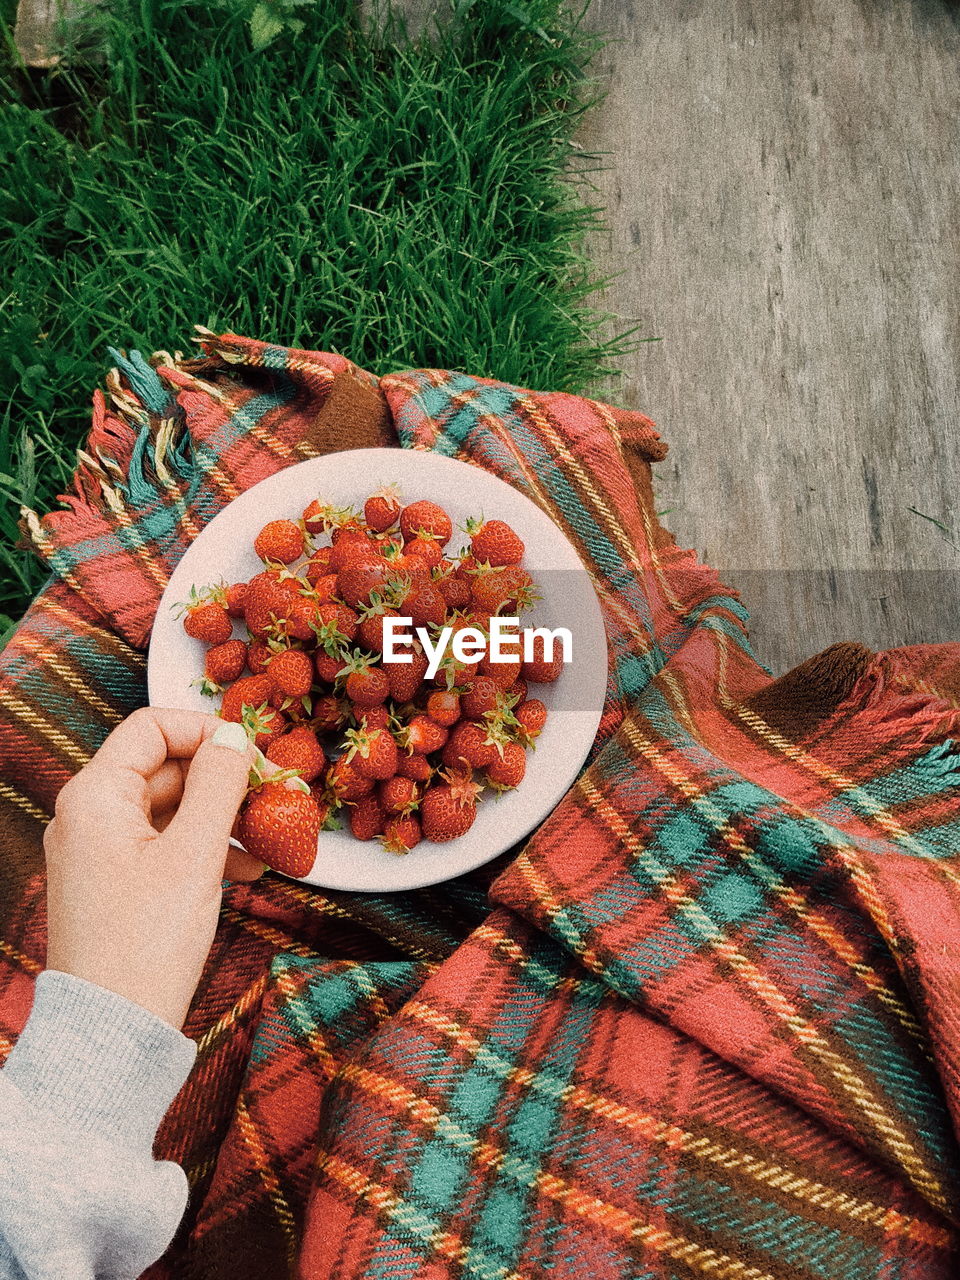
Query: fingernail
212 721 251 754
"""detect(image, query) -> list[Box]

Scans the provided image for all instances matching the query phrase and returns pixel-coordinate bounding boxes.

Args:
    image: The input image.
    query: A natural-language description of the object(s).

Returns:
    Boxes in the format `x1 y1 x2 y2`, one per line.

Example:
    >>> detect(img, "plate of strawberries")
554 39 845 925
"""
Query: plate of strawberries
148 448 606 891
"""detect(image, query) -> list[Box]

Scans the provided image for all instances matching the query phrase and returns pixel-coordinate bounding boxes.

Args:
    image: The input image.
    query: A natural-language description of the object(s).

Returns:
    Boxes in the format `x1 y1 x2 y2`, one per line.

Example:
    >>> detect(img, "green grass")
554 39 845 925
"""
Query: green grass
0 0 636 630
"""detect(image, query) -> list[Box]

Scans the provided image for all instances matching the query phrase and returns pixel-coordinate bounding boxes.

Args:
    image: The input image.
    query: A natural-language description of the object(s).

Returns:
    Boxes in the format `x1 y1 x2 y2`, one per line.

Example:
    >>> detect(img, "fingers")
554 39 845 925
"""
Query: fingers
90 707 224 780
164 723 255 867
224 846 267 882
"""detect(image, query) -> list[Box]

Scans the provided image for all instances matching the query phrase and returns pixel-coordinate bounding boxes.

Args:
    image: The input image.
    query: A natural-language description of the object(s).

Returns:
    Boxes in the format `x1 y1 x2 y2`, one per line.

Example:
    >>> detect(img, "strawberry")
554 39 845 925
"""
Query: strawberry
461 676 501 721
344 660 390 709
357 604 401 654
382 549 431 590
379 775 419 814
247 640 273 675
442 719 502 769
345 725 398 780
506 678 528 705
303 501 353 537
399 500 452 546
401 714 449 756
426 690 461 727
478 652 522 690
315 649 348 684
241 703 288 751
349 793 387 841
485 741 526 791
201 639 247 692
406 585 446 629
470 565 536 615
420 769 481 842
354 705 390 732
382 650 429 702
515 697 547 742
280 593 320 643
337 559 390 609
182 599 232 645
304 544 334 577
306 568 338 601
239 778 320 877
522 635 565 683
396 752 433 782
315 600 359 643
313 693 347 733
244 572 297 639
382 813 422 855
225 582 249 617
254 519 304 564
403 536 444 569
467 517 525 567
435 571 471 611
364 485 402 532
329 527 379 572
266 726 327 783
325 754 375 802
268 648 313 699
219 674 273 723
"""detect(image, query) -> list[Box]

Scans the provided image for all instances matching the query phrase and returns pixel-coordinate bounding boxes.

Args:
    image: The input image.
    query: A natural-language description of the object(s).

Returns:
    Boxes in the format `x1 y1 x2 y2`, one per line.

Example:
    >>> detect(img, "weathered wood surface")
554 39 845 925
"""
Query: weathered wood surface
379 0 960 672
577 0 960 673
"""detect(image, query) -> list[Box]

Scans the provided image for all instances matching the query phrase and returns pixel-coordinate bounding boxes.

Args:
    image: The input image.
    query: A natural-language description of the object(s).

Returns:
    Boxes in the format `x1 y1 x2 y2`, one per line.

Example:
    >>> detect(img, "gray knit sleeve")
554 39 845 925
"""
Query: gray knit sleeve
0 970 197 1280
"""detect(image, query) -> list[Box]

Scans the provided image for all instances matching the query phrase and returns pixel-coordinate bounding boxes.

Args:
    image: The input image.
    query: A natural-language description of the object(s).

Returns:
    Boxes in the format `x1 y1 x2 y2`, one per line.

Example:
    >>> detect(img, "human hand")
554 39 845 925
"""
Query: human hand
44 708 264 1030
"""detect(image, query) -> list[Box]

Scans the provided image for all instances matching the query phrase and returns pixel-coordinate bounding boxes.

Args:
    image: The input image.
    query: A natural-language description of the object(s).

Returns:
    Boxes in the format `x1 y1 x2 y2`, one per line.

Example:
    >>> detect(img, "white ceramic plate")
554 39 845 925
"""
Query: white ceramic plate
148 448 607 892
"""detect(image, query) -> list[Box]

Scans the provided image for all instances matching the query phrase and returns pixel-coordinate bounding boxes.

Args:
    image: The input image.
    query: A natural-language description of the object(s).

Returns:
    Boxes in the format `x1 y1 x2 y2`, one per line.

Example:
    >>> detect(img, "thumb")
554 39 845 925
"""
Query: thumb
165 721 254 867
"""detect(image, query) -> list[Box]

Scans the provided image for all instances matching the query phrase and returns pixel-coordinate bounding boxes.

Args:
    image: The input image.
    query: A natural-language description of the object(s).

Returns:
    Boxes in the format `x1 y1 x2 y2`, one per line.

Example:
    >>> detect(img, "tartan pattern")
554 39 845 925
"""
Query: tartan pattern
0 332 957 1278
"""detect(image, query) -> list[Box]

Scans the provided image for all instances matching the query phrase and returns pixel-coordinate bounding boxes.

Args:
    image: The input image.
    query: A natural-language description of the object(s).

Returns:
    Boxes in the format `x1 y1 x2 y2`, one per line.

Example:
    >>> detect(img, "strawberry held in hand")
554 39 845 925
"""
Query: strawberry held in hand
239 773 321 878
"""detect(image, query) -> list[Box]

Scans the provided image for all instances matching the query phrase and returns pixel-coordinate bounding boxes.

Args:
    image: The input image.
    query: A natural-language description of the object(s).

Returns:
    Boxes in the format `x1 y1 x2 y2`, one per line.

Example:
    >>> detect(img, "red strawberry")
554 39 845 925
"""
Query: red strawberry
357 606 401 654
399 500 452 546
254 519 304 564
325 755 375 802
443 720 499 769
315 600 359 643
337 560 390 609
467 517 525 567
225 582 249 617
381 813 422 855
280 593 320 643
344 662 390 709
506 678 528 705
364 485 401 532
345 725 398 780
426 690 461 727
420 769 481 842
313 693 347 733
268 648 313 699
304 544 334 577
471 565 536 615
485 741 526 791
355 705 390 732
406 586 447 629
315 650 347 684
219 674 273 723
266 726 326 783
522 635 565 683
241 703 288 751
302 501 353 537
202 639 247 691
404 536 443 569
436 572 471 610
383 650 429 702
183 599 232 645
244 572 297 639
383 550 431 590
461 676 501 721
306 568 338 601
329 527 379 572
239 779 320 876
515 698 547 742
401 715 449 756
478 652 522 689
349 793 387 841
396 752 433 782
379 775 419 814
247 640 273 676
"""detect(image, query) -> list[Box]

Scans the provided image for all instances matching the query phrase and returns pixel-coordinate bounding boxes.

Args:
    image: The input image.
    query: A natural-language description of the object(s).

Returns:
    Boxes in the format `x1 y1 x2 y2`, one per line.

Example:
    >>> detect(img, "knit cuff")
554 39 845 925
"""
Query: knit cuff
3 970 197 1153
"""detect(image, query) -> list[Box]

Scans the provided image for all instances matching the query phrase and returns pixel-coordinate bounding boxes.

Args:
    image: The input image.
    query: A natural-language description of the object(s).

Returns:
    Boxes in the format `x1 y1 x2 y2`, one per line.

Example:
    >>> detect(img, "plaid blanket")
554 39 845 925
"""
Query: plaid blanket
1 329 959 1279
